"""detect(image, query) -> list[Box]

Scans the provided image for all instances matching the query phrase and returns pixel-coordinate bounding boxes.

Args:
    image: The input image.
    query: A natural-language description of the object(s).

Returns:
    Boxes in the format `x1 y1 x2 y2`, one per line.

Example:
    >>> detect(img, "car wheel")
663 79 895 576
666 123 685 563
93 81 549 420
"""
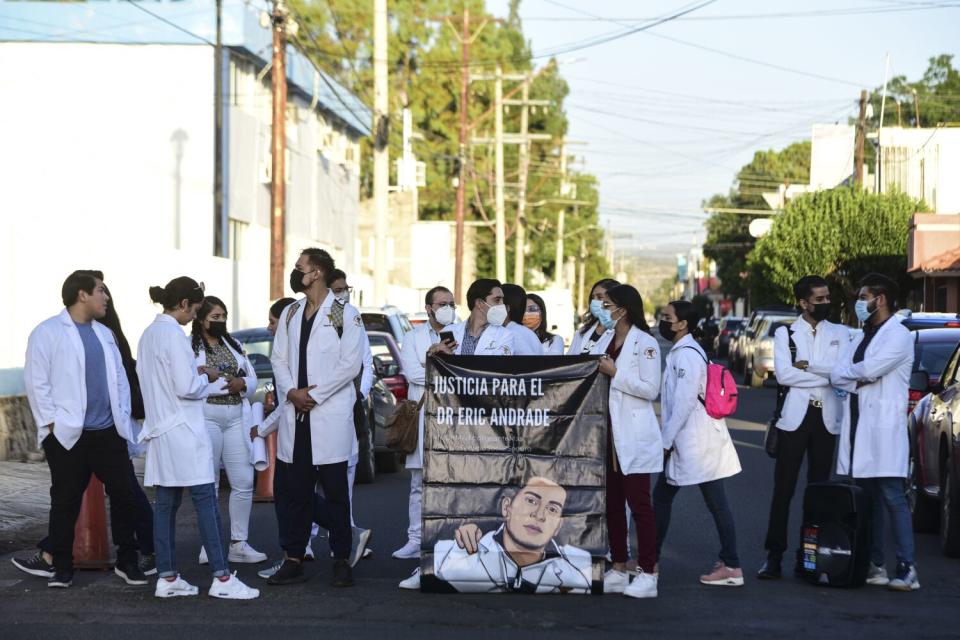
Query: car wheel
940 458 960 557
354 406 376 485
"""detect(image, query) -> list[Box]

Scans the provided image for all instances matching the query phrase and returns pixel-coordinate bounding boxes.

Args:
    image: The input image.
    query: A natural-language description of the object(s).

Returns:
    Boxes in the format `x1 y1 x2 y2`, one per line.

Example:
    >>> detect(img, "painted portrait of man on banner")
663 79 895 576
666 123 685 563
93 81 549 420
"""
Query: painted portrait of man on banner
433 477 592 594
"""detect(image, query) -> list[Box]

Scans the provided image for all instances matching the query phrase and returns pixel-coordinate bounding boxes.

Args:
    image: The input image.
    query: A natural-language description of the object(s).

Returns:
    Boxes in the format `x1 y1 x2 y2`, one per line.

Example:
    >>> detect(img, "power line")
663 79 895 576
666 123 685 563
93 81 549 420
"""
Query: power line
524 3 960 22
121 0 213 45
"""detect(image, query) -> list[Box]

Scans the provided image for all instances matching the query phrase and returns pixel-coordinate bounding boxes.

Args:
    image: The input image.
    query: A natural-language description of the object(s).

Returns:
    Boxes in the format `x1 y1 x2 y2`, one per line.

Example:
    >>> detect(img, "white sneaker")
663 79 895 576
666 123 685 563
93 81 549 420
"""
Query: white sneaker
887 562 920 592
392 540 421 559
399 568 421 590
304 544 315 561
866 563 890 586
623 571 658 599
228 541 268 564
198 546 208 565
350 528 372 568
208 572 260 600
155 575 199 599
258 558 284 580
603 569 630 594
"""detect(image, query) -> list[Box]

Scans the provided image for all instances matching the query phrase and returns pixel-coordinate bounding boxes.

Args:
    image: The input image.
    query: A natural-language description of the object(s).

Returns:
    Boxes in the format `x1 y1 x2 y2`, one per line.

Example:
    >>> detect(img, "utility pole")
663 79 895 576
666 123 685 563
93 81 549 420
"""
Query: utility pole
214 0 225 257
454 7 471 302
269 0 289 298
373 0 389 305
854 89 867 188
513 72 530 286
555 140 567 288
493 64 506 281
576 236 585 315
912 89 920 127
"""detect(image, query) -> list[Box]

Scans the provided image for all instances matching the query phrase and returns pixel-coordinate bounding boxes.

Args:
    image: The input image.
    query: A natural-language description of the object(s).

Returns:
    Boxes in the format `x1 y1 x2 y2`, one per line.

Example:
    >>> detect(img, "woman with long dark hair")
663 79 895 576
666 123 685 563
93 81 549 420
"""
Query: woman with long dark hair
567 278 620 355
190 296 265 565
138 277 259 599
591 285 662 598
655 300 743 588
522 293 564 354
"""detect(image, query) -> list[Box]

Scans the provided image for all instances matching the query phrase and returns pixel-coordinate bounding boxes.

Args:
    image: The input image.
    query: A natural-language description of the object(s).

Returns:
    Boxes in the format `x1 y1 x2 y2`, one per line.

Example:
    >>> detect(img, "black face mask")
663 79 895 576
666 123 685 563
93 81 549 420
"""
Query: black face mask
658 319 677 341
289 269 306 293
207 321 227 338
808 302 831 322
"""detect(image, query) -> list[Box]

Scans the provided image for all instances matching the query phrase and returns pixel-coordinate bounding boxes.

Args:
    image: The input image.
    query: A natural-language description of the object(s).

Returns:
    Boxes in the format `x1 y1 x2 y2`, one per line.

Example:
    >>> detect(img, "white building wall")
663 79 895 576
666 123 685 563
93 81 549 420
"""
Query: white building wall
879 127 960 214
0 42 362 378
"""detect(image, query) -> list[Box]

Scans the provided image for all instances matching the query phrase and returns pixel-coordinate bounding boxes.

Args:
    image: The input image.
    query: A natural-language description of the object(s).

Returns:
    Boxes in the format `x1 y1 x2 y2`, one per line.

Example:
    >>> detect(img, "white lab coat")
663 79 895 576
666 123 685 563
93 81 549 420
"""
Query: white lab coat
449 321 516 356
193 337 258 449
271 292 365 466
505 322 543 356
774 318 849 434
589 326 663 475
660 335 741 487
541 334 565 355
830 315 914 478
398 322 442 469
360 329 374 399
24 309 133 450
567 322 612 356
137 314 214 487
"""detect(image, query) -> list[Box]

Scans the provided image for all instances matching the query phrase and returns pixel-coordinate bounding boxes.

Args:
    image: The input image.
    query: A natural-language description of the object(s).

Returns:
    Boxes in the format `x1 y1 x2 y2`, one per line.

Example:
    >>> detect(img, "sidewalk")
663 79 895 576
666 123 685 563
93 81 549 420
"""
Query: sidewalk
0 460 50 555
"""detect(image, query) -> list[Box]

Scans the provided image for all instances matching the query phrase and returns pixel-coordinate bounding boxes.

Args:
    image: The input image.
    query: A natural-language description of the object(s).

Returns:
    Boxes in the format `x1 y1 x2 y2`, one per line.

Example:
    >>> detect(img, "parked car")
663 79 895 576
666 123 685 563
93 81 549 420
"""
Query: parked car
408 312 430 326
745 317 797 388
907 329 960 414
899 310 960 331
713 317 743 358
908 333 960 555
360 305 415 346
230 326 400 484
366 330 409 473
727 325 747 370
699 317 721 355
730 306 796 375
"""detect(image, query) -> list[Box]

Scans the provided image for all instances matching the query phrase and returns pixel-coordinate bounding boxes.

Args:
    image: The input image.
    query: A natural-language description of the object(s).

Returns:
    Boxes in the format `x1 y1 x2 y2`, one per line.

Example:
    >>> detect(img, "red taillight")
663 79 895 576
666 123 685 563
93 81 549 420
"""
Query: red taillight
721 329 731 336
386 376 408 401
908 389 926 413
946 322 960 328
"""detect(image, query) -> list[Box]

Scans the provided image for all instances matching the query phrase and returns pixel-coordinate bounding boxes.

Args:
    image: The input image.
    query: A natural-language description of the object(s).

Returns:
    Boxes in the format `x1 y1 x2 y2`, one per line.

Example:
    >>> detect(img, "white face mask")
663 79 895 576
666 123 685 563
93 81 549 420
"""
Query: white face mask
434 305 456 326
486 303 508 327
335 291 350 305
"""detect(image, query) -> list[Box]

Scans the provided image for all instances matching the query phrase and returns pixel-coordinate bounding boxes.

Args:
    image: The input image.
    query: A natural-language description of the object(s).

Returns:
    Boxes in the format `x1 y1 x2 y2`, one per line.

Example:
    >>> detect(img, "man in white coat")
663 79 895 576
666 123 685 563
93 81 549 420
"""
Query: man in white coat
22 270 146 589
830 273 918 591
501 283 545 356
759 275 848 579
393 285 458 560
268 248 365 588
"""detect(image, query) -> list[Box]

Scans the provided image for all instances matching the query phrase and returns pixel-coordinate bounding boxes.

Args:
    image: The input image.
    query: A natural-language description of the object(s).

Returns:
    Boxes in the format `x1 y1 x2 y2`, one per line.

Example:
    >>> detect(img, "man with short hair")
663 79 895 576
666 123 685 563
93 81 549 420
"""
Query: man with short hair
393 285 458 561
758 275 847 579
501 283 546 356
449 278 515 356
831 273 918 591
22 271 146 588
268 248 364 588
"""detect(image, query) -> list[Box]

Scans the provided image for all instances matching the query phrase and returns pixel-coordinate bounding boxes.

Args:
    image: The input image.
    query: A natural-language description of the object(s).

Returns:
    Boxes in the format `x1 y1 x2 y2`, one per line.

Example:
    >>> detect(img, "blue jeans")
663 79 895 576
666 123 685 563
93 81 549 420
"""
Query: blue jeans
857 477 915 566
154 484 228 578
654 474 741 569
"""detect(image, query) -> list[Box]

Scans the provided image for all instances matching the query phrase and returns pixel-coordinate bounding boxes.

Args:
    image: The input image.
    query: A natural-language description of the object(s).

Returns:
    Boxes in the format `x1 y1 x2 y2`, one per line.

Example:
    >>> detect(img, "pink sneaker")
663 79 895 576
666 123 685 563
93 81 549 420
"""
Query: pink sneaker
699 561 744 586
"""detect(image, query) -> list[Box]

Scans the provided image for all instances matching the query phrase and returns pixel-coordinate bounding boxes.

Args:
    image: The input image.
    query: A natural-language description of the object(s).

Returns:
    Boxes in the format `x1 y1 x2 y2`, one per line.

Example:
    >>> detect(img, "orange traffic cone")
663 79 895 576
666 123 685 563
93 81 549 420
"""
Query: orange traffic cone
254 431 277 502
72 476 113 569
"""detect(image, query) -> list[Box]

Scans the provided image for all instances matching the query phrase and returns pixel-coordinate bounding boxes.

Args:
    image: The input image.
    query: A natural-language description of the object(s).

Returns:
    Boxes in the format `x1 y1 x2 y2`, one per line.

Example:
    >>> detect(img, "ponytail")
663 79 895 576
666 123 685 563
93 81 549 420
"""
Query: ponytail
669 299 707 350
149 277 204 311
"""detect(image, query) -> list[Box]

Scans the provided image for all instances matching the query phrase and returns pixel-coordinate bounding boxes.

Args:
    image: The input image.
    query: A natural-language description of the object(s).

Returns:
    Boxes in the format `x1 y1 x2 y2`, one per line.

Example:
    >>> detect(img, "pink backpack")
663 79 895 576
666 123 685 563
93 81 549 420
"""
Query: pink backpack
684 347 738 419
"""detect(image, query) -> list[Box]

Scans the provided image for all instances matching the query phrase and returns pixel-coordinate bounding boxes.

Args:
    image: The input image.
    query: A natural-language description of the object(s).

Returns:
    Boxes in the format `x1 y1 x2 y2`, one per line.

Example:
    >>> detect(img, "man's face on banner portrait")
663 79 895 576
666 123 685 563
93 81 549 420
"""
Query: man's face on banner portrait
501 477 566 551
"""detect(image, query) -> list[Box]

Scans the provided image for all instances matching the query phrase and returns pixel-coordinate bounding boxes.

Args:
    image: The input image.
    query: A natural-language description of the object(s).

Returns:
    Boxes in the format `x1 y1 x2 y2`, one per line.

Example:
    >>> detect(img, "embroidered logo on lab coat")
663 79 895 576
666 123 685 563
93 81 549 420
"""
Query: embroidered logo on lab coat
644 347 656 359
677 368 686 378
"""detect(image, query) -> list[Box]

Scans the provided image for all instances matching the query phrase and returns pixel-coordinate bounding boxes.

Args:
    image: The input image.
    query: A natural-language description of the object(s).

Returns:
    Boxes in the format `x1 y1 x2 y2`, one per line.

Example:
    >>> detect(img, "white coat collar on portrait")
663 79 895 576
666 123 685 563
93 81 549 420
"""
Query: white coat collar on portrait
449 320 516 356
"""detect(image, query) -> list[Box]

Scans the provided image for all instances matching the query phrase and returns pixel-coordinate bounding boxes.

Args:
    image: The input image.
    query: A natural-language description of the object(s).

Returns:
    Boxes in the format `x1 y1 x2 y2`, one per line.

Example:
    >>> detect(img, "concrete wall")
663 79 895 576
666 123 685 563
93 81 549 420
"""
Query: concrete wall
0 397 35 461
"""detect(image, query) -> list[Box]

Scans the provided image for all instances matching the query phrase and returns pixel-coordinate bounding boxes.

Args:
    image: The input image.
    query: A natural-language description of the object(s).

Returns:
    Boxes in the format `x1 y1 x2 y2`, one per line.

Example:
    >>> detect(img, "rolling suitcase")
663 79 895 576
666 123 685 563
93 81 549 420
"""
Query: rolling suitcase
800 481 872 587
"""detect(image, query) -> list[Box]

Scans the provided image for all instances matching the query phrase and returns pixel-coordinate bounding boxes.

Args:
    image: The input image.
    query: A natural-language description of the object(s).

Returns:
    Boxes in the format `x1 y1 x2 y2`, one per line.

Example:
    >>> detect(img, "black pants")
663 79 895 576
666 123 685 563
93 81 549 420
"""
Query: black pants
42 427 138 572
273 416 351 560
763 406 836 559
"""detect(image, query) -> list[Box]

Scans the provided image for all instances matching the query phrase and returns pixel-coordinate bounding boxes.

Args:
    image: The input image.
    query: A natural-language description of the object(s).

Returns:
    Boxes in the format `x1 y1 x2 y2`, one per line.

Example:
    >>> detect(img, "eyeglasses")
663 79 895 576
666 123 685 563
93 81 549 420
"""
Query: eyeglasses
333 286 354 295
433 302 457 309
601 302 620 310
526 304 540 313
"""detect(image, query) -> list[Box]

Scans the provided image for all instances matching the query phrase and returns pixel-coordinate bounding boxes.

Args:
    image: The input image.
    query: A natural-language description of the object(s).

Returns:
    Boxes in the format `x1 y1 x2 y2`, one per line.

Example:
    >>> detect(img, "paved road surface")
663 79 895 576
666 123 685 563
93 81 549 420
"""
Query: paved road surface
1 381 958 639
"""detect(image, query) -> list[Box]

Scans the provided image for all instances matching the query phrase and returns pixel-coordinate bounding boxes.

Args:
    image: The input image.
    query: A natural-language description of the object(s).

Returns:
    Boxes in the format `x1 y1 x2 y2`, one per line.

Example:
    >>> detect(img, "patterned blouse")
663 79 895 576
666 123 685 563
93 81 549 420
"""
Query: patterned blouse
205 342 242 406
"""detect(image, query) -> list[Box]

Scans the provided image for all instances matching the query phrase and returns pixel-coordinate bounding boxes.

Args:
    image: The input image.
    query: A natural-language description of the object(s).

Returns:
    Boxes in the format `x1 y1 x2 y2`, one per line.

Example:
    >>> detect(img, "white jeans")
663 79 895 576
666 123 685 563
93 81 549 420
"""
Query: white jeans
407 469 422 544
204 402 254 542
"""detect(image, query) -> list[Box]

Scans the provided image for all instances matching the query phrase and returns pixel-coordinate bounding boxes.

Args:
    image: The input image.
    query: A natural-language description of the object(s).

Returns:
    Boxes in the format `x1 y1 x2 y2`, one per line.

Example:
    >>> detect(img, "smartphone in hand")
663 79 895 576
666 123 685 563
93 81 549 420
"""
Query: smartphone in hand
439 331 455 345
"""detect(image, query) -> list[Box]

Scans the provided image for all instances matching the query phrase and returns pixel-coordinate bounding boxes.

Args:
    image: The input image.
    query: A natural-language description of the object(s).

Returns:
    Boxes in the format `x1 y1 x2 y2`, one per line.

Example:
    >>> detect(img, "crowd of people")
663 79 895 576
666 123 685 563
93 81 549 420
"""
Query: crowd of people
13 247 919 599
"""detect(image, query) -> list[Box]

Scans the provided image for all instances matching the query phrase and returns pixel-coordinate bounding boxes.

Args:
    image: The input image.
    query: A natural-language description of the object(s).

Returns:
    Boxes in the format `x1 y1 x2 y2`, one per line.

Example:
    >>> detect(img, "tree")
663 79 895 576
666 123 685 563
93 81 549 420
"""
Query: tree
867 54 960 130
747 187 925 316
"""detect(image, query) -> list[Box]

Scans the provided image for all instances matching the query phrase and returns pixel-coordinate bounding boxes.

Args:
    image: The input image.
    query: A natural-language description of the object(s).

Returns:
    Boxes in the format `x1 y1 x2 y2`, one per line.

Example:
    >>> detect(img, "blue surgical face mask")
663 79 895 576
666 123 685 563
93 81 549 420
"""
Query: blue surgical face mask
854 299 875 323
596 307 618 330
589 299 604 318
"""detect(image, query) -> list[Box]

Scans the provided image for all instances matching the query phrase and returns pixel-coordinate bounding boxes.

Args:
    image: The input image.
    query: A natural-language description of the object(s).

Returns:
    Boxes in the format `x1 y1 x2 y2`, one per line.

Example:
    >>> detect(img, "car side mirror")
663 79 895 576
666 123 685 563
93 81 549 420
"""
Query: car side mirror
909 370 930 393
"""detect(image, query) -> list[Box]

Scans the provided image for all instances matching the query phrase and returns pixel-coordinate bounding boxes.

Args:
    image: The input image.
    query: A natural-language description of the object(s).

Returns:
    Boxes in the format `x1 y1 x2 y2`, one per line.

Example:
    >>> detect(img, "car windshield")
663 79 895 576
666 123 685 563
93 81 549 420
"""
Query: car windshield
916 342 959 376
725 320 743 330
368 335 393 358
232 333 274 377
766 318 795 337
362 313 391 334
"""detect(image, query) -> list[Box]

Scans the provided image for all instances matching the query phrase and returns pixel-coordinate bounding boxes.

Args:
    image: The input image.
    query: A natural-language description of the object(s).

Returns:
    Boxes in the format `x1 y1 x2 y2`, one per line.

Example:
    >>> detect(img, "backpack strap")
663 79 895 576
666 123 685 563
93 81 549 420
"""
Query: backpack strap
679 345 708 407
284 301 301 329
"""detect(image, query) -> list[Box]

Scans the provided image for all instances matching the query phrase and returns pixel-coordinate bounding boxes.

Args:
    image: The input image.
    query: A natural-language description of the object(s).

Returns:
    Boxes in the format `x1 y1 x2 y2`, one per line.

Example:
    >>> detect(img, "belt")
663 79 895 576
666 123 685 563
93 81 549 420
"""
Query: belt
809 399 823 409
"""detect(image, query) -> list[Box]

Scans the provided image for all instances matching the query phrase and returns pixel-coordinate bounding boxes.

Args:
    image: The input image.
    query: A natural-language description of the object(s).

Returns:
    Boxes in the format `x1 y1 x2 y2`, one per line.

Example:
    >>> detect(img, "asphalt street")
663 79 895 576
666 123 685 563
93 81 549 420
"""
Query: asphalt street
1 378 959 639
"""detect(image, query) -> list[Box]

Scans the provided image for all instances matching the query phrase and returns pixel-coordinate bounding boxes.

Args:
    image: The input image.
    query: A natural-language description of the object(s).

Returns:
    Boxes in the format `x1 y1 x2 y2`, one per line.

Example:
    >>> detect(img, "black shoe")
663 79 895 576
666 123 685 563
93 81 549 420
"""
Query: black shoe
115 560 149 585
48 570 73 588
331 559 353 588
11 552 54 578
139 553 157 576
757 559 782 580
267 559 308 585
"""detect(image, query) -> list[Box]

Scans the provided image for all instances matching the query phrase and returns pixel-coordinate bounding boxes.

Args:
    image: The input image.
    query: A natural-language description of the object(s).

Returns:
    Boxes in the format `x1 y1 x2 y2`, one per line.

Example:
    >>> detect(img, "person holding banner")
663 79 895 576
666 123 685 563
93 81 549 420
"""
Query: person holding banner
393 286 457 561
449 278 515 357
654 300 743 587
568 279 620 355
190 295 267 565
591 285 662 599
523 293 564 355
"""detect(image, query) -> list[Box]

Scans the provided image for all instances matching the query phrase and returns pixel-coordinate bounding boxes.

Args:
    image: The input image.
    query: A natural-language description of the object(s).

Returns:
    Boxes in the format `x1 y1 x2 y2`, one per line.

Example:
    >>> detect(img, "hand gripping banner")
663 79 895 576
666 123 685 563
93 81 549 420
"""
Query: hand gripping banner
420 355 608 594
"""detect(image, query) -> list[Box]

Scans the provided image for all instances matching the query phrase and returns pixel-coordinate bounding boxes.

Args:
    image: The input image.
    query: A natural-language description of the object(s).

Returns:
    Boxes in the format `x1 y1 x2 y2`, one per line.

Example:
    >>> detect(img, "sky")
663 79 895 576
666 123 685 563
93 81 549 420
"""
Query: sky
488 0 960 259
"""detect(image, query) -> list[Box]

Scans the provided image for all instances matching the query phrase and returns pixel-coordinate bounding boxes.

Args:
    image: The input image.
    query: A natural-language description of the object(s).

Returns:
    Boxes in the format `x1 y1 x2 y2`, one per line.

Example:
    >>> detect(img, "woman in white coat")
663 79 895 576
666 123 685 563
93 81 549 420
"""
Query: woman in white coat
522 293 565 355
593 285 662 599
191 295 267 565
137 277 259 600
567 278 619 355
654 300 744 587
